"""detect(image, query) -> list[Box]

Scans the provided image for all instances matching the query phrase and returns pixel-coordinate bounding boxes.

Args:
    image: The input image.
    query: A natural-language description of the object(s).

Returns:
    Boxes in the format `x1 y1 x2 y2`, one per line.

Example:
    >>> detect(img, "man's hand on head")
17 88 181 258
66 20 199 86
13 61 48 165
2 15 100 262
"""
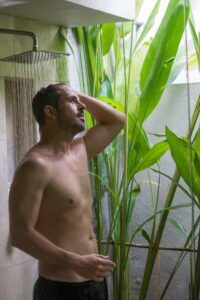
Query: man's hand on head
76 92 126 159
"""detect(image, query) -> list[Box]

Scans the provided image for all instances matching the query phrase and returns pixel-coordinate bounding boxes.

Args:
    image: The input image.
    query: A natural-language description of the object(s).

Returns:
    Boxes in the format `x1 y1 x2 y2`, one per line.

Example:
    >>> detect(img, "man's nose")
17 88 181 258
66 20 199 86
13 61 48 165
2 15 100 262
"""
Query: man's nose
78 100 86 110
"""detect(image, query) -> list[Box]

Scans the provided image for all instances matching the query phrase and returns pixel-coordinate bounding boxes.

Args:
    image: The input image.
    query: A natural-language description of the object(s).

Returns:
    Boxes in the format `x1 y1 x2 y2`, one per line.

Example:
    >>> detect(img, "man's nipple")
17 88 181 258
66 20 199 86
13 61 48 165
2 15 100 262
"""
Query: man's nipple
68 198 74 205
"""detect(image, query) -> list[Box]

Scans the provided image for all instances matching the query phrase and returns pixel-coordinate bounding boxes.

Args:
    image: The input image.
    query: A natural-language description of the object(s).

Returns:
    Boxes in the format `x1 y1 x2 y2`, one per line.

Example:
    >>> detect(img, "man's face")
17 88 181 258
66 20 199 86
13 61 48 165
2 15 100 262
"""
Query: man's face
56 85 86 134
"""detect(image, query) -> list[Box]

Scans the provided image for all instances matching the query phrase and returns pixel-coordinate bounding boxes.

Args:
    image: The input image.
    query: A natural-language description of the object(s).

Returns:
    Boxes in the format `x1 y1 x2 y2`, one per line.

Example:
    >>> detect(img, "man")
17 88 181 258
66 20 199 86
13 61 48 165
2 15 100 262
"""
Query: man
9 83 126 300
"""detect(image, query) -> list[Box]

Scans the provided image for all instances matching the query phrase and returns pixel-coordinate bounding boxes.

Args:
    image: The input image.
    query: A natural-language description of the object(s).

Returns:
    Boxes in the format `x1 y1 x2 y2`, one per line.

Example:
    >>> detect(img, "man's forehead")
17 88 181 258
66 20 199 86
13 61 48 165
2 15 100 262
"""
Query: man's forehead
58 85 77 97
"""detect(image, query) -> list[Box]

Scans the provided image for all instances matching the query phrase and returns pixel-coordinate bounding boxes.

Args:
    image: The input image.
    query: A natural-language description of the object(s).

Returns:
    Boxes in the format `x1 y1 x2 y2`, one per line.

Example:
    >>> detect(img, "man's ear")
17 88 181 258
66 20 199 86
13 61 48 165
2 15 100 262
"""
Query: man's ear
43 105 57 120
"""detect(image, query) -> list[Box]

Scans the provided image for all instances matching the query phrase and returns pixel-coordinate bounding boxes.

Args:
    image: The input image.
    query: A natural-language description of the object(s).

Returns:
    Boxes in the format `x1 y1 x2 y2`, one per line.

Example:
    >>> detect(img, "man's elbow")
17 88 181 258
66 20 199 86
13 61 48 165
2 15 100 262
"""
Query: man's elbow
10 226 31 249
10 231 23 248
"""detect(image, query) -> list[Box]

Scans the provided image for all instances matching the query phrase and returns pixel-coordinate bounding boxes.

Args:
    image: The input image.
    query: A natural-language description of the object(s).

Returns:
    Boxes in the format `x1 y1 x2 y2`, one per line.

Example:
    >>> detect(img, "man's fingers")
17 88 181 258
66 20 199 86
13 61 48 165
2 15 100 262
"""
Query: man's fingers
98 264 114 273
99 258 116 269
96 255 115 265
95 276 105 282
97 255 109 258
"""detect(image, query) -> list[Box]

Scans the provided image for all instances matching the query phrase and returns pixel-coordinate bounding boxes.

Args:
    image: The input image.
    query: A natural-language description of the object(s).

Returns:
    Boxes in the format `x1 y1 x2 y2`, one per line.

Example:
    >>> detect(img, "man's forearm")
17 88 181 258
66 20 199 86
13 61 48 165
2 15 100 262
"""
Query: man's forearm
78 92 126 126
11 228 115 281
11 228 78 268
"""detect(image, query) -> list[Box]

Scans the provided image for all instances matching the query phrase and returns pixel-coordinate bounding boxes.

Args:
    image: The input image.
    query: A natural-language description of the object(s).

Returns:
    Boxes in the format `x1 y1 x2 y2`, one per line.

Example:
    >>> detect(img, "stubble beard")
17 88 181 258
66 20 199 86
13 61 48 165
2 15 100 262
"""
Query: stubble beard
57 110 85 135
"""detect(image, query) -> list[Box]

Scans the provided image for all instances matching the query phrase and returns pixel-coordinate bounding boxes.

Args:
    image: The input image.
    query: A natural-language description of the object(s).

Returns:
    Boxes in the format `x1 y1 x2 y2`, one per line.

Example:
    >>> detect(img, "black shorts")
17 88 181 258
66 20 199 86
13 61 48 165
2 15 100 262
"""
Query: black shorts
33 276 108 300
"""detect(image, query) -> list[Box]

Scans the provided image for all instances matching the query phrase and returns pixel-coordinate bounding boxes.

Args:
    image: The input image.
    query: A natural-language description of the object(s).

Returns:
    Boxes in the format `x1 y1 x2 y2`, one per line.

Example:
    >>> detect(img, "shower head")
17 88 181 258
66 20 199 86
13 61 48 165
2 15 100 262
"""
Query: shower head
0 28 70 64
0 50 70 64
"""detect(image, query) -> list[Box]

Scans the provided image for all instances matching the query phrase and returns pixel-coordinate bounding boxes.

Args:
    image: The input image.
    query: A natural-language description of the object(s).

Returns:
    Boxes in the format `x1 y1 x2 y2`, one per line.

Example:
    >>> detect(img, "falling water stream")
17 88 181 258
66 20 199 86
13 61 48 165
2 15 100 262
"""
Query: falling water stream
2 51 68 166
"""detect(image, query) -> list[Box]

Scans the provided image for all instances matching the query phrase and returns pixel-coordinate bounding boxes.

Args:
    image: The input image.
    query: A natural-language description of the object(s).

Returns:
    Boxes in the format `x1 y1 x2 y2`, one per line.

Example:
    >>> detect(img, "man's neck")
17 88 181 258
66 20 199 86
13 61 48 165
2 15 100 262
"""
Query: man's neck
39 127 75 155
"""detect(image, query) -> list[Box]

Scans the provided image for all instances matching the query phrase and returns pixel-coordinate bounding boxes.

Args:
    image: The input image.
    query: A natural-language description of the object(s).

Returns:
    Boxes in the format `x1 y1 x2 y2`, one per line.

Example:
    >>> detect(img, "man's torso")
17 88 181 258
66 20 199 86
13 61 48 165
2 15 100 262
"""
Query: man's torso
25 138 98 282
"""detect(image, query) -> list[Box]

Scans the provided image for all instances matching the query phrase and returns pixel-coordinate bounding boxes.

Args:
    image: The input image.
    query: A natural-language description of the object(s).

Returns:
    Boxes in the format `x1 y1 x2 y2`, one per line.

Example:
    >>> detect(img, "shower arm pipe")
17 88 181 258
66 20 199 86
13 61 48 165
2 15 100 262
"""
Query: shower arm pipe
0 28 38 51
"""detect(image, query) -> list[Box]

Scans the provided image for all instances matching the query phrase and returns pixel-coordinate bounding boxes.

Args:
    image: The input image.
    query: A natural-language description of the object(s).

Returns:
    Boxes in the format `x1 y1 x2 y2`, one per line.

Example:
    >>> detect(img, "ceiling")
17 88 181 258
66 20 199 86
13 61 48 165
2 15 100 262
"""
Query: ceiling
0 0 134 27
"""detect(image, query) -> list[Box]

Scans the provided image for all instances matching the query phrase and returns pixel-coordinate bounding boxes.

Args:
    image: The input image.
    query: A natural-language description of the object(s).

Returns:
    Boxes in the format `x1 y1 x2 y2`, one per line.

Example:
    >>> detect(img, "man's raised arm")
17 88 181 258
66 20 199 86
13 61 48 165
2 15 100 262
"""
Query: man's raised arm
78 92 126 159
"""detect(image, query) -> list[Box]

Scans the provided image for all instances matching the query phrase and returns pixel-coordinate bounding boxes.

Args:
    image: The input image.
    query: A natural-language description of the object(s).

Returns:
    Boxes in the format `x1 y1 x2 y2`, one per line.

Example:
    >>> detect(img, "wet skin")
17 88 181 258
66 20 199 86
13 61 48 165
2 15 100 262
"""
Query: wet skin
9 85 126 283
36 138 99 281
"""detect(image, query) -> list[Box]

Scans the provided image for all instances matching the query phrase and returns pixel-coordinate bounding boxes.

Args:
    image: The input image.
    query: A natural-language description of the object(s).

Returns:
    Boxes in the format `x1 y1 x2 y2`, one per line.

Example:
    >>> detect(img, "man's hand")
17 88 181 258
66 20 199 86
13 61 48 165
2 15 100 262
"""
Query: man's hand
77 91 126 159
74 253 116 282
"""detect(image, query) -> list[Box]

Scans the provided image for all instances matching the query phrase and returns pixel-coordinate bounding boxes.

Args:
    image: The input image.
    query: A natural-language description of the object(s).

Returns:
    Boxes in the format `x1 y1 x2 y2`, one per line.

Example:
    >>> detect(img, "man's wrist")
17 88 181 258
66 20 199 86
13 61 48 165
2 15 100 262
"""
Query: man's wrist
63 250 80 269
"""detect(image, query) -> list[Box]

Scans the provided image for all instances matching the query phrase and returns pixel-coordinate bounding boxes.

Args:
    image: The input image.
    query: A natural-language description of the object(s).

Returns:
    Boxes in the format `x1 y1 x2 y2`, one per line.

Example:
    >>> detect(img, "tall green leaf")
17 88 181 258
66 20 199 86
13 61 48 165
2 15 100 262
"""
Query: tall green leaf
128 112 149 148
75 27 84 45
193 126 200 154
142 229 151 244
127 42 150 113
83 27 96 79
167 217 188 237
119 22 133 38
99 75 113 98
126 186 140 226
167 41 195 85
113 25 121 72
137 0 190 124
97 96 124 112
135 0 144 19
189 15 200 70
102 23 116 56
166 127 200 201
134 0 161 51
130 141 169 178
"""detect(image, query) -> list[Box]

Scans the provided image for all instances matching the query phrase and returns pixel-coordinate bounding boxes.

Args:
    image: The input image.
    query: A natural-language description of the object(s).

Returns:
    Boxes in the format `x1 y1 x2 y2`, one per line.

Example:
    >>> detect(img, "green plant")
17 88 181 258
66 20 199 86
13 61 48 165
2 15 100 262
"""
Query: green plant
159 13 200 299
59 0 200 298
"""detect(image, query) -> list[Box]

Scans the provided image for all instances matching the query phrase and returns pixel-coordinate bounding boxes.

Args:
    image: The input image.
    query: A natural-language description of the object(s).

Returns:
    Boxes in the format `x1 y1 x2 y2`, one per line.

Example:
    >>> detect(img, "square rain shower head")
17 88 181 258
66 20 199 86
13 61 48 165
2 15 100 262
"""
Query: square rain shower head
0 50 70 64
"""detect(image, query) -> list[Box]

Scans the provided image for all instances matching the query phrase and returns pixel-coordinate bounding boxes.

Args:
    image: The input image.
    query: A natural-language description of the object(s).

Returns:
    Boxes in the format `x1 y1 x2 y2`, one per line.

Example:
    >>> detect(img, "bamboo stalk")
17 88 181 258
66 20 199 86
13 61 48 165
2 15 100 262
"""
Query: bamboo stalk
192 227 200 299
126 22 135 300
156 250 161 300
119 22 129 300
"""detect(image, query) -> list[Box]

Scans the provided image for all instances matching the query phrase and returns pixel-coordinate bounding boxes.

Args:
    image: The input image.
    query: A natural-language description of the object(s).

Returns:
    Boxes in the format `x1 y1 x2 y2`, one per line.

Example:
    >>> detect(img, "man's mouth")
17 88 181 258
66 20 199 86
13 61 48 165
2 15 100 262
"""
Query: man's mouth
77 114 84 120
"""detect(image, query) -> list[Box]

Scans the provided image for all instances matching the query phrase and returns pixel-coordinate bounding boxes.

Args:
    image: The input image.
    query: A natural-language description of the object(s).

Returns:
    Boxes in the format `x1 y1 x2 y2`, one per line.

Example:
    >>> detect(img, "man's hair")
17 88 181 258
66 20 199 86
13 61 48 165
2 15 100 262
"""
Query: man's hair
32 83 66 127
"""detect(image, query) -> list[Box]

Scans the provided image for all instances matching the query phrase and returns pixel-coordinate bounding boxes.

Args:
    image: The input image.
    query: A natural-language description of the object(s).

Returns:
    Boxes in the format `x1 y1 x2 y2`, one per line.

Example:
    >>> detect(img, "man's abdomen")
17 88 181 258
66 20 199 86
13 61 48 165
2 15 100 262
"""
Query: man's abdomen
37 215 98 282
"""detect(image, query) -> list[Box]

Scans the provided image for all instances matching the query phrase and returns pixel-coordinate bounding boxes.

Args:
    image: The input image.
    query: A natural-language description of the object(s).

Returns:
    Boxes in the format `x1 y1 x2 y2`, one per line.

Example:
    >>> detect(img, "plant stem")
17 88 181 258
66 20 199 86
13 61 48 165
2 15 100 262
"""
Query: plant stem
192 227 200 299
119 22 128 300
139 95 200 299
161 216 200 299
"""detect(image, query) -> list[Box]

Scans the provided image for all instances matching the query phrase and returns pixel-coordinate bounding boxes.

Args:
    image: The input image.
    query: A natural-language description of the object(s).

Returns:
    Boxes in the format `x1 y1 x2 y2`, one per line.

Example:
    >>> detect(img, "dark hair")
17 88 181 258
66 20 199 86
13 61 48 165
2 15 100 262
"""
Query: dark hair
32 83 66 127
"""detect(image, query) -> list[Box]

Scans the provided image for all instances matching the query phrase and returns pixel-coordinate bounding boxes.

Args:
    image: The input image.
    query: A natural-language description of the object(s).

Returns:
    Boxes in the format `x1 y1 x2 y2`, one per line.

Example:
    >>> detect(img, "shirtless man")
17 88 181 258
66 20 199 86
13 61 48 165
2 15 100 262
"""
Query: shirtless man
8 83 126 300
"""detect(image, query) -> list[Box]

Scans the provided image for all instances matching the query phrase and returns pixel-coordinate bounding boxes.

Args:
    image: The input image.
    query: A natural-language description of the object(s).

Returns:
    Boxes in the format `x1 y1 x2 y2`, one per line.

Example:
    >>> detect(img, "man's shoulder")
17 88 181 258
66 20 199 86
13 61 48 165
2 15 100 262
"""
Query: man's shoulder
15 150 50 181
10 151 51 200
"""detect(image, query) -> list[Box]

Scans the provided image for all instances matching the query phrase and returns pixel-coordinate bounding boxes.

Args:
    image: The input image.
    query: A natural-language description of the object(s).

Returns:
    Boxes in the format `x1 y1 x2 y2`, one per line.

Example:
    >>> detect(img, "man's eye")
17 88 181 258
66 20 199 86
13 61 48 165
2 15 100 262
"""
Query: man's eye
69 97 76 102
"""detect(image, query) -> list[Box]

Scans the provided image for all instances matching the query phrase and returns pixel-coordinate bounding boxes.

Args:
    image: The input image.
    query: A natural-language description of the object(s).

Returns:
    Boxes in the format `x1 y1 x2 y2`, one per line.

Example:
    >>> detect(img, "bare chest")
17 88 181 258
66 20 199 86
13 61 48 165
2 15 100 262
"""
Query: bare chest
41 154 92 214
